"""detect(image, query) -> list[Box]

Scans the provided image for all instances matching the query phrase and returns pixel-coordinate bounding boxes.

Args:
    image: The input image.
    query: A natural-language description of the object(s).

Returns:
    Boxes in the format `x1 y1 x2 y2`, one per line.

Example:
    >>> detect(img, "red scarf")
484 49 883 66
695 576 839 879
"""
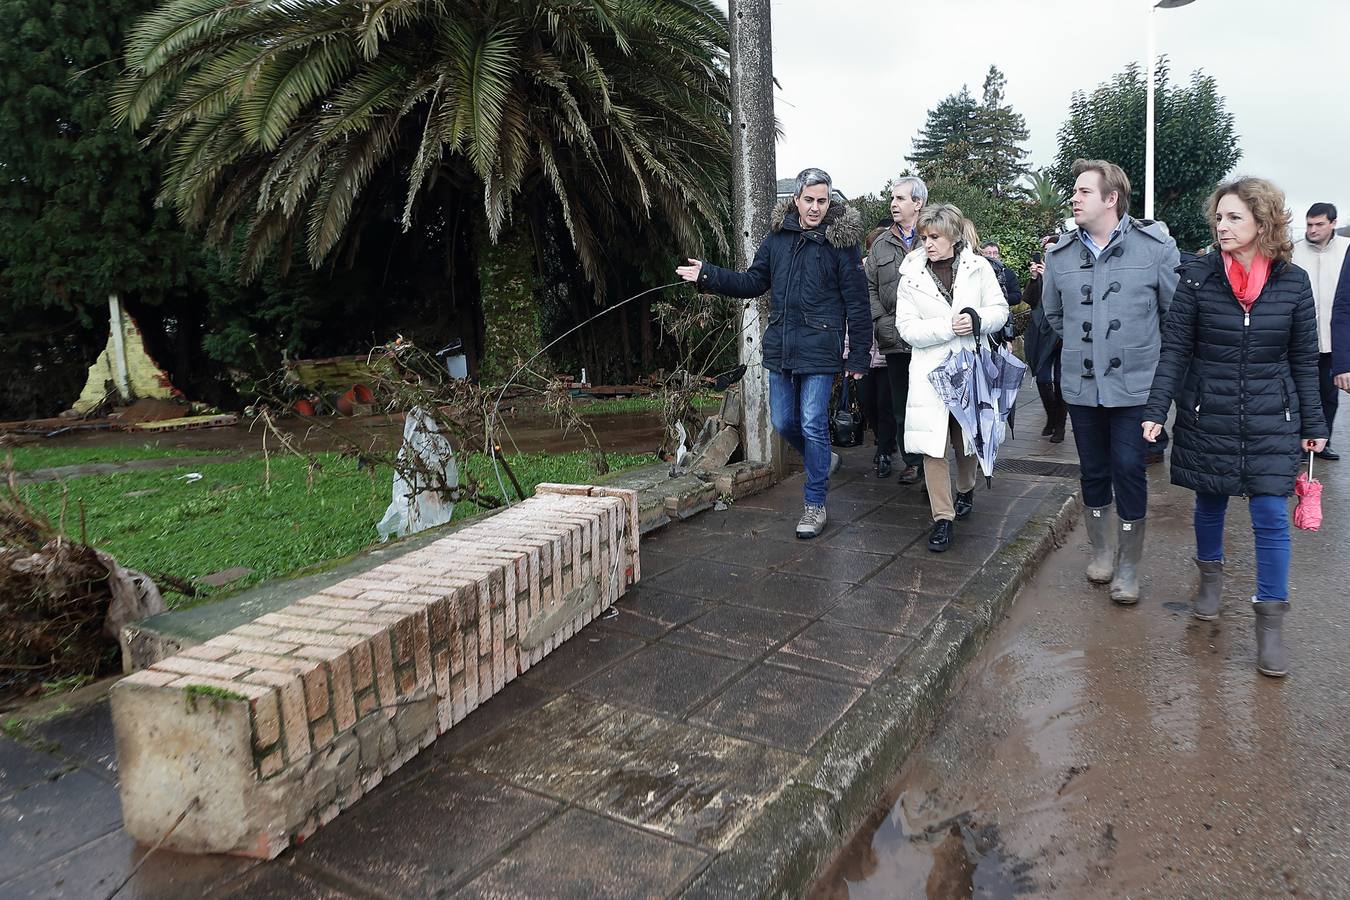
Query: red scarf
1222 252 1271 313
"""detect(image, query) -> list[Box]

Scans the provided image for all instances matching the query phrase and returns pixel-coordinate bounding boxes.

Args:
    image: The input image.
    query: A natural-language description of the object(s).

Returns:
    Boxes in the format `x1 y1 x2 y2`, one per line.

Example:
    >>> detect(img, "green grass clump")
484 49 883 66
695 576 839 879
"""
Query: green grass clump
183 684 248 711
20 450 650 608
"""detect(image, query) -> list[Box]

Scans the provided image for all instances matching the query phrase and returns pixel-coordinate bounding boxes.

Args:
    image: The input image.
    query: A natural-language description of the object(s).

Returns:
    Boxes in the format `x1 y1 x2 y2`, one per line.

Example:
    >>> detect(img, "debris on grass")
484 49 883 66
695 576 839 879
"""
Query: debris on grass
1 463 166 705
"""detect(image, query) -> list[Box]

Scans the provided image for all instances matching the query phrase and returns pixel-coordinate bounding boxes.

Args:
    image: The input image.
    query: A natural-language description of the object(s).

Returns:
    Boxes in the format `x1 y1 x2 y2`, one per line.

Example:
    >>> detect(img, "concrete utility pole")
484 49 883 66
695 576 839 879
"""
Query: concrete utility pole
728 0 779 470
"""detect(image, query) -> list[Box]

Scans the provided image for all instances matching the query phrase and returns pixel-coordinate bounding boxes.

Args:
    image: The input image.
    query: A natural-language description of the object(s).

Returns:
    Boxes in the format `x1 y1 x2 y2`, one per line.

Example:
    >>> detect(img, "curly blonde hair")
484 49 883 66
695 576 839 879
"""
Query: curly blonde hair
1206 177 1294 262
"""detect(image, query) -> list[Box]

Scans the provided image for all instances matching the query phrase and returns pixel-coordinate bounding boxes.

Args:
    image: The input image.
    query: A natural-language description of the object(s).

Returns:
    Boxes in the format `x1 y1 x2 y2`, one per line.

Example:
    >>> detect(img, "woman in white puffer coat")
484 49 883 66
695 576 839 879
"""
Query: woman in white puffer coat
894 203 1010 552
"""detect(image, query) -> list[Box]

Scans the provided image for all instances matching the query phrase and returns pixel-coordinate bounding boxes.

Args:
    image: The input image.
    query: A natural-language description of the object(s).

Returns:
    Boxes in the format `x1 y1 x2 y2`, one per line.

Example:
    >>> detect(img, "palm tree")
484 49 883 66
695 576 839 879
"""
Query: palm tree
1014 168 1070 236
113 0 732 379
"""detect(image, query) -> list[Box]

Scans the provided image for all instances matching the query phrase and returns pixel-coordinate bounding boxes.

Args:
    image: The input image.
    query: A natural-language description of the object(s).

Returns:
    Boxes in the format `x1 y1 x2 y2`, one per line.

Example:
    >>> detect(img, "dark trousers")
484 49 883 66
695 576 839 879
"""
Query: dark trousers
1319 353 1339 444
1067 403 1149 521
884 353 923 466
858 368 897 453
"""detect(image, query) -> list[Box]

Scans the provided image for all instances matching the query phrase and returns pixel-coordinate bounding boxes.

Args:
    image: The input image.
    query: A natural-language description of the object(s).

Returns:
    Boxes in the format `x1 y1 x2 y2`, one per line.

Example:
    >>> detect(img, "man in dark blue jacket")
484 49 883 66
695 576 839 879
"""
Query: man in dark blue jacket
677 168 870 539
1332 249 1350 395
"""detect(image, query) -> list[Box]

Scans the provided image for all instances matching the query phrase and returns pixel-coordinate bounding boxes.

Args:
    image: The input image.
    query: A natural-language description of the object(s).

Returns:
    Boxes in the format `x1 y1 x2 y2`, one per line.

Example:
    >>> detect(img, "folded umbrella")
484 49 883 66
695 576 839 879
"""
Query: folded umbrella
1294 451 1323 531
928 338 1028 486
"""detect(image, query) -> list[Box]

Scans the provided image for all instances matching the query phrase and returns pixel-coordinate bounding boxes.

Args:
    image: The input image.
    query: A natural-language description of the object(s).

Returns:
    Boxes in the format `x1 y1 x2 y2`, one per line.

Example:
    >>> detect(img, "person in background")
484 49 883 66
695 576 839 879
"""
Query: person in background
1291 202 1348 460
894 203 1009 552
868 175 929 484
677 167 870 540
1142 177 1326 677
1334 249 1350 395
857 225 899 477
1041 159 1180 605
979 241 1023 304
1022 234 1067 443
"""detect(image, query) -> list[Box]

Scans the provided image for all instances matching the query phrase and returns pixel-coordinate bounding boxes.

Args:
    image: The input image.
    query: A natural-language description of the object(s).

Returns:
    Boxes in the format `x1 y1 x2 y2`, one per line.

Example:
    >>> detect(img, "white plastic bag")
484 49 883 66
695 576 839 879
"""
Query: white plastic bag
376 407 459 541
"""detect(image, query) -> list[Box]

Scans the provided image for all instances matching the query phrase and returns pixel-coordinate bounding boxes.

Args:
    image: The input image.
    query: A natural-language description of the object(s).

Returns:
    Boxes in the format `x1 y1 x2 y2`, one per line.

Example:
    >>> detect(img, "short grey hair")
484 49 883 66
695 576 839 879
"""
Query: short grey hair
794 167 832 198
892 175 928 205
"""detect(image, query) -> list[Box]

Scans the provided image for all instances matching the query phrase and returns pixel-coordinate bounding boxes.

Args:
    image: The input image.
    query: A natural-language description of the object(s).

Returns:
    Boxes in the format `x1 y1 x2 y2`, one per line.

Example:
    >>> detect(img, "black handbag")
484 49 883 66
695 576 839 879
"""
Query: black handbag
830 376 864 447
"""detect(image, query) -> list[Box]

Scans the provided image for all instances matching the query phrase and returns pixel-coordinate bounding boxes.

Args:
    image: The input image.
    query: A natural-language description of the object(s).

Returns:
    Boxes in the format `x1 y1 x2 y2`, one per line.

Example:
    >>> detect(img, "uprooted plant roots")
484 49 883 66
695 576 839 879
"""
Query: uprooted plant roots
1 468 164 704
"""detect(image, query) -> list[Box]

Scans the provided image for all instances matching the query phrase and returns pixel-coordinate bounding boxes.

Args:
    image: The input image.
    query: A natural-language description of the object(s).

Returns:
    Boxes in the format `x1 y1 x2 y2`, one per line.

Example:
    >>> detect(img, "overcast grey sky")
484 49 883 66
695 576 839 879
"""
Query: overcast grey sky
726 0 1348 239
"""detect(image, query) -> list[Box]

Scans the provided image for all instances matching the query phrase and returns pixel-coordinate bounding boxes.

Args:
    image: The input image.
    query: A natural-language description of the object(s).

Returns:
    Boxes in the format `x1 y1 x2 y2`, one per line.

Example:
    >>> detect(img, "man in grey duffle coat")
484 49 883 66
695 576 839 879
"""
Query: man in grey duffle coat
1042 158 1180 605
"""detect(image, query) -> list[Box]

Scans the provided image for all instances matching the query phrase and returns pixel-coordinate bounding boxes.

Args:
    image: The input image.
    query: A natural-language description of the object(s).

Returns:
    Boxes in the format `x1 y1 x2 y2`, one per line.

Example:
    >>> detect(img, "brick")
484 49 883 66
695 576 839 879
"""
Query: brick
152 656 251 682
273 628 367 651
231 623 280 639
256 612 340 633
349 639 374 690
311 716 336 750
251 689 282 750
258 749 284 779
336 621 387 637
300 594 381 612
118 668 178 688
371 632 397 708
302 605 403 627
242 669 311 763
302 661 331 719
180 644 235 662
207 634 301 656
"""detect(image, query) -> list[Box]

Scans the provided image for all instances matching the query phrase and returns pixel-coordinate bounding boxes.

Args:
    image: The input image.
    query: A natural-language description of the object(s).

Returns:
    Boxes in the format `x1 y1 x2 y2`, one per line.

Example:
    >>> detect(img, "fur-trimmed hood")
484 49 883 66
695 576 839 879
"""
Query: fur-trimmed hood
769 197 864 249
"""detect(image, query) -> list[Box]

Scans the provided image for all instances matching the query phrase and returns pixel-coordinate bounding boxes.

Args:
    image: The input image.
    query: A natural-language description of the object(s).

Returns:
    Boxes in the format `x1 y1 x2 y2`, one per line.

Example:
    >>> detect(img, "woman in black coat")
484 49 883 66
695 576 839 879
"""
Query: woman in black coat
1142 177 1327 677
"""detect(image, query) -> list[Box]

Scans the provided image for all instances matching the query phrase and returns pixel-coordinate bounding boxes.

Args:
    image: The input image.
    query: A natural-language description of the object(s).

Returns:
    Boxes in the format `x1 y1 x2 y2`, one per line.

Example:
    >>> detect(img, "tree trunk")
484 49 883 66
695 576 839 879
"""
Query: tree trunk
639 294 654 374
473 215 541 384
618 302 634 383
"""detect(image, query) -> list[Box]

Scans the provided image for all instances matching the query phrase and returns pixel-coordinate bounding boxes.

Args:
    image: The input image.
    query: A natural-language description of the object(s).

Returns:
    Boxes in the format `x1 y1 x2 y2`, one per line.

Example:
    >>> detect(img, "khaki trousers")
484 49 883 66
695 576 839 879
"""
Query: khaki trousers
924 415 978 522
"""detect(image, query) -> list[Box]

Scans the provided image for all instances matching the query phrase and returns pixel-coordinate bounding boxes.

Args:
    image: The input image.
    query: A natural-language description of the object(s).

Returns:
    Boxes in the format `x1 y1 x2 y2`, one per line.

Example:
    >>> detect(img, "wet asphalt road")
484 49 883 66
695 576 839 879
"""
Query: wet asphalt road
813 452 1350 899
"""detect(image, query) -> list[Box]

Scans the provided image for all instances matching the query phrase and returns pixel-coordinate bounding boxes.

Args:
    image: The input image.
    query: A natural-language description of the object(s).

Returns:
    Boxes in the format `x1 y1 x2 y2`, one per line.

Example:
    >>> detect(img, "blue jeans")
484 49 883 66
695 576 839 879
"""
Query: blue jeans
1066 403 1148 521
770 370 834 506
1194 493 1291 602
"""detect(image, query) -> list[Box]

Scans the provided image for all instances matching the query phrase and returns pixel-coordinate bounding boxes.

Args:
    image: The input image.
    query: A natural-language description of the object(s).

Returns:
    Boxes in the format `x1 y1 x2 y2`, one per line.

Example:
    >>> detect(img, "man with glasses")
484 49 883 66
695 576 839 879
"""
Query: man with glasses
677 168 870 539
1042 159 1180 605
868 175 930 484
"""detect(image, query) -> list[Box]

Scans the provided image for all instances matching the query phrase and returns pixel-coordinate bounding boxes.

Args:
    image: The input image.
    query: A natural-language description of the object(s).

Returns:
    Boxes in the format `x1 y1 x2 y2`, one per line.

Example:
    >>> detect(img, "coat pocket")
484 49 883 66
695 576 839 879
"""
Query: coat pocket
802 315 845 366
1121 345 1160 396
874 314 902 352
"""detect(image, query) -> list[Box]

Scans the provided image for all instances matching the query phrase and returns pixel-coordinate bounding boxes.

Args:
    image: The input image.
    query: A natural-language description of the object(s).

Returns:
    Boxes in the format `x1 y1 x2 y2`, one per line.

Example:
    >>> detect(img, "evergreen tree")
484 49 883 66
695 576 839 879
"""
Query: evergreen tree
1052 59 1241 249
909 86 981 185
971 66 1030 195
910 66 1029 194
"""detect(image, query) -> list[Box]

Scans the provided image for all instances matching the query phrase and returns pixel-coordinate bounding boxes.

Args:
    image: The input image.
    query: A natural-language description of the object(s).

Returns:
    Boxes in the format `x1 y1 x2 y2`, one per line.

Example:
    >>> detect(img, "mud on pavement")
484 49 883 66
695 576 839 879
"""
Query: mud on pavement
812 460 1350 899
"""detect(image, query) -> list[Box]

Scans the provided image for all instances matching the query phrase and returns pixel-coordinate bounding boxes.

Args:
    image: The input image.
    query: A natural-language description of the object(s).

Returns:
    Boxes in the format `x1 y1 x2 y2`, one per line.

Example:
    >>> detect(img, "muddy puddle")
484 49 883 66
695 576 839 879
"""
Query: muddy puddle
810 467 1350 898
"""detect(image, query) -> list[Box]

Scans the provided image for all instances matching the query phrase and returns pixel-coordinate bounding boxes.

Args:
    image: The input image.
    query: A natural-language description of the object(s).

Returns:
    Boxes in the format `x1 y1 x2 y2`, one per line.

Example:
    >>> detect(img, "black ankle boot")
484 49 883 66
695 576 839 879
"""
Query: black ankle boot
1037 383 1057 436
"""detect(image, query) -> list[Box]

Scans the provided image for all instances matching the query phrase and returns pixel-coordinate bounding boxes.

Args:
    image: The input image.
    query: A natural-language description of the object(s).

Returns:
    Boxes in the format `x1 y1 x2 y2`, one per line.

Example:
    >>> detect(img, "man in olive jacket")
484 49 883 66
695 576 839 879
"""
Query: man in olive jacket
868 175 929 483
1042 159 1180 604
677 168 870 539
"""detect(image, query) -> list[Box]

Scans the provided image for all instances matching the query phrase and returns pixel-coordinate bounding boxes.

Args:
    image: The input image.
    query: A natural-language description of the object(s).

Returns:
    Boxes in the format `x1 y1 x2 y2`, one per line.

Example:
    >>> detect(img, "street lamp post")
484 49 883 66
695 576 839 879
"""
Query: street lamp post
1145 0 1198 220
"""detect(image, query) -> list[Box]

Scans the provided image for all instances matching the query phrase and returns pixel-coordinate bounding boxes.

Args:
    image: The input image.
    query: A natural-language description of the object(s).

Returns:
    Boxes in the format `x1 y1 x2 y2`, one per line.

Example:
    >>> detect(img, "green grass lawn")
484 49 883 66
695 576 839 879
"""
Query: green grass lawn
571 391 721 416
20 450 651 607
4 444 227 472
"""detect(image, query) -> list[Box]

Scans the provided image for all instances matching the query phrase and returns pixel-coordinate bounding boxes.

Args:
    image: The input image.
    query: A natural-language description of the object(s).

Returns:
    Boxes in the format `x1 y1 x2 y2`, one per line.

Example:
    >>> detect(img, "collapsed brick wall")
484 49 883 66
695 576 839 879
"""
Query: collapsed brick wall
111 485 638 858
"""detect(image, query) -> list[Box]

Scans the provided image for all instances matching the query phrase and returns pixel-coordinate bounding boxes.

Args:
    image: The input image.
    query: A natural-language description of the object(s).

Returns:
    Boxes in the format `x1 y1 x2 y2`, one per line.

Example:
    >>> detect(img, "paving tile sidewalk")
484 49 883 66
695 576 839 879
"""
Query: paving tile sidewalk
1 390 1080 900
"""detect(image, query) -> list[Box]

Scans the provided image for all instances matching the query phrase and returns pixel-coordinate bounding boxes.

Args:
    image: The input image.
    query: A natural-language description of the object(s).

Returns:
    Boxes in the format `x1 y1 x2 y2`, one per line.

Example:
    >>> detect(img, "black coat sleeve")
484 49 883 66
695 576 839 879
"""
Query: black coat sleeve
699 237 773 298
1023 275 1043 309
1289 274 1328 439
1143 274 1199 424
1332 249 1350 377
839 245 872 373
